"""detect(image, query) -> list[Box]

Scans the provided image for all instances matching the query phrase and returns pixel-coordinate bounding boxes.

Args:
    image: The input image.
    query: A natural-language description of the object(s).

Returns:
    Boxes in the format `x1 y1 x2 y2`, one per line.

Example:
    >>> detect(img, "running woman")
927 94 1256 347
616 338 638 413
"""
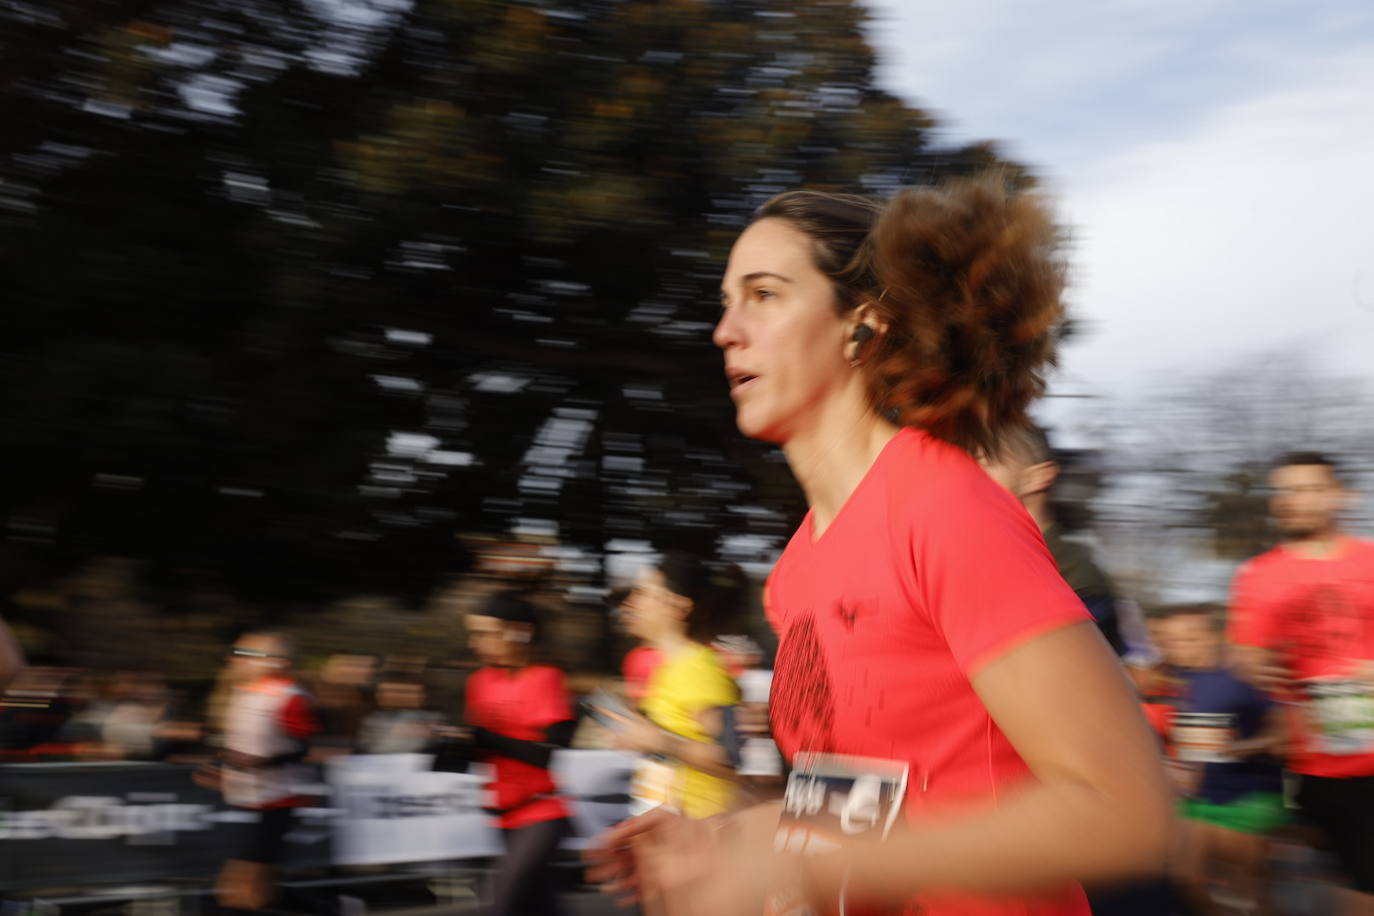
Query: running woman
601 551 745 818
588 174 1171 916
1228 452 1374 916
464 590 576 916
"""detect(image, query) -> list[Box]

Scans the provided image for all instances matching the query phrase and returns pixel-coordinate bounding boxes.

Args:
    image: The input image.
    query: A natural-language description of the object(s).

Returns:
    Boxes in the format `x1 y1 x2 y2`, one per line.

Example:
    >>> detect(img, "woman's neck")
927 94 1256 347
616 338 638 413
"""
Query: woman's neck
649 630 694 656
783 401 900 539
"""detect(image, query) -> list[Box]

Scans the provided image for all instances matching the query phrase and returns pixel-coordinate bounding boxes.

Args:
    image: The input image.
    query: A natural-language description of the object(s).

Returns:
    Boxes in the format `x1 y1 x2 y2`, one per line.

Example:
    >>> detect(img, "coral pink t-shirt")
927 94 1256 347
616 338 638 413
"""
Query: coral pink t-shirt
766 428 1091 915
1227 538 1374 778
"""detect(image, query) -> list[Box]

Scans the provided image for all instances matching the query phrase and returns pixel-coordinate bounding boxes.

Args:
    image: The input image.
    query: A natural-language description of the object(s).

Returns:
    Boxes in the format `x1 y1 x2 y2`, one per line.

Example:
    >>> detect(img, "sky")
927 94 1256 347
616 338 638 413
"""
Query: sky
862 0 1374 442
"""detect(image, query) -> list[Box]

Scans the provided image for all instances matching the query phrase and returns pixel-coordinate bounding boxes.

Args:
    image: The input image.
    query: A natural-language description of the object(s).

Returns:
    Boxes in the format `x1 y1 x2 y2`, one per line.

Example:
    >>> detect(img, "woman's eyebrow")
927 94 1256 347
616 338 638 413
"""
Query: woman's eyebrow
721 271 795 300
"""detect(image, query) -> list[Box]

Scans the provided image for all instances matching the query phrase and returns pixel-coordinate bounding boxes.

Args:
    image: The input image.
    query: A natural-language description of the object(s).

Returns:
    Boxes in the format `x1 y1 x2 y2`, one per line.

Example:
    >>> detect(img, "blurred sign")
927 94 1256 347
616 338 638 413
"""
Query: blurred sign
327 753 499 865
328 750 636 862
552 749 636 850
0 762 328 892
0 751 634 892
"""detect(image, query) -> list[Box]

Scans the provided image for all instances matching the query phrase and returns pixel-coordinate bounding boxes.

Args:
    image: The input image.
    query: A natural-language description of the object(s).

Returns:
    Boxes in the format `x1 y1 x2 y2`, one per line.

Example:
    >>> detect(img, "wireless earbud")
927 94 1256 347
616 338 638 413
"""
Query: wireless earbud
852 324 875 344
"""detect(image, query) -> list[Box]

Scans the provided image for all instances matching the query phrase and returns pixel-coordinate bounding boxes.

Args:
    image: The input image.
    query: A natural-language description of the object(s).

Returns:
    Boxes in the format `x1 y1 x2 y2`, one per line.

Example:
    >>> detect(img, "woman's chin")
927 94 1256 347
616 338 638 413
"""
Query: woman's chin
734 411 787 445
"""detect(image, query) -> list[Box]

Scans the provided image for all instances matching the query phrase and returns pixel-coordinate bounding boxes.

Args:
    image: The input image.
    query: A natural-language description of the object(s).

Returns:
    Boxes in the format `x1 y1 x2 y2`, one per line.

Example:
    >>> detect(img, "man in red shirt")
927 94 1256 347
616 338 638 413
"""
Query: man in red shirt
1228 452 1374 916
464 590 576 916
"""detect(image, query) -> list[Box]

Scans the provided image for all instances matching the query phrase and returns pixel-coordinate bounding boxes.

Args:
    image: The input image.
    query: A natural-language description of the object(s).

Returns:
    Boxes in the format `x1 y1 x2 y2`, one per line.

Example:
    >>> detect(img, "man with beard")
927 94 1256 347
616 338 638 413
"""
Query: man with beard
1229 452 1374 916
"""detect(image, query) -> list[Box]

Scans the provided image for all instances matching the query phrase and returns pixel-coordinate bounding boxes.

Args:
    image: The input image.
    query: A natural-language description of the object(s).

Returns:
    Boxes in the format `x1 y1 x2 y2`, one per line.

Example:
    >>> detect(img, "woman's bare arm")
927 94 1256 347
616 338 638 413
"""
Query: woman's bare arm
805 622 1173 902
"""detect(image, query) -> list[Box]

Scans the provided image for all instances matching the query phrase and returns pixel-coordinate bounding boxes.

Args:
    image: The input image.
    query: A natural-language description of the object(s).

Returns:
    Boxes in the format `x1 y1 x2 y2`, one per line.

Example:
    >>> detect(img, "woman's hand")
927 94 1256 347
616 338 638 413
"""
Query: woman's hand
596 706 669 756
586 802 795 916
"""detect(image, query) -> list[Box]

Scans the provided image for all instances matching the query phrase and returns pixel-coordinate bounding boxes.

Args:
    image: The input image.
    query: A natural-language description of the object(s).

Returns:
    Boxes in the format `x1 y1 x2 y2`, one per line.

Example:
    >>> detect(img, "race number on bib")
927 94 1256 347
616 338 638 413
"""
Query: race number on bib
1171 712 1238 764
1305 679 1374 756
765 753 909 916
628 757 678 817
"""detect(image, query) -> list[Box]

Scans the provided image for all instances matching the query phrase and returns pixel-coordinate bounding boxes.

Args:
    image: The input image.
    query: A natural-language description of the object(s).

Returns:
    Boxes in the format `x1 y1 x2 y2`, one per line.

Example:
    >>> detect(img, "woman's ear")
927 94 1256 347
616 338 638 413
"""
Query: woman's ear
850 301 891 338
1021 460 1060 498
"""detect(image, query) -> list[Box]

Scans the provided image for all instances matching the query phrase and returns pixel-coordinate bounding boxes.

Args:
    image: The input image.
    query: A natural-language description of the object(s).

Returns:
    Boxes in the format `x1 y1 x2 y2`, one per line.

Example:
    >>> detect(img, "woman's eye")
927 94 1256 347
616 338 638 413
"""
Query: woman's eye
754 287 775 300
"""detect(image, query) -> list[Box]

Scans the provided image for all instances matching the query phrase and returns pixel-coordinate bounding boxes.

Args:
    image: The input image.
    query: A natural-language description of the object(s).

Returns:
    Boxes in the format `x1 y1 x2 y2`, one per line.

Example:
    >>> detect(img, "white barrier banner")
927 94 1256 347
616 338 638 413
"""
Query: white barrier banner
326 750 636 865
551 749 637 850
327 754 500 865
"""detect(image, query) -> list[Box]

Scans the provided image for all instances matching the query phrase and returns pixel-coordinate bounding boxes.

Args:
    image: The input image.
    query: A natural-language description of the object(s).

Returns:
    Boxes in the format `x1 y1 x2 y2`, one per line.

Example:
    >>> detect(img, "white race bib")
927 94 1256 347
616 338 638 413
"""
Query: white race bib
1171 712 1238 764
627 756 678 816
1306 679 1374 755
767 753 909 916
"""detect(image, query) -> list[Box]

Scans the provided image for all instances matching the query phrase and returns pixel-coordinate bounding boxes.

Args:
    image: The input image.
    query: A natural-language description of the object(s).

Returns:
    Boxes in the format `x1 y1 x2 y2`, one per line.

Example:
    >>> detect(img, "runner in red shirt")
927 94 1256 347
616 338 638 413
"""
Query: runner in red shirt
464 590 576 916
587 175 1171 915
1227 452 1374 914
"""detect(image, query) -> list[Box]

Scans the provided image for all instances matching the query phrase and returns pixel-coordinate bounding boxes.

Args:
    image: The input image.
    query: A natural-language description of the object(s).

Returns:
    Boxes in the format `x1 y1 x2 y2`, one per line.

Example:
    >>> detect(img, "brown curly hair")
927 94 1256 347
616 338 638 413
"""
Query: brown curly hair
752 172 1065 457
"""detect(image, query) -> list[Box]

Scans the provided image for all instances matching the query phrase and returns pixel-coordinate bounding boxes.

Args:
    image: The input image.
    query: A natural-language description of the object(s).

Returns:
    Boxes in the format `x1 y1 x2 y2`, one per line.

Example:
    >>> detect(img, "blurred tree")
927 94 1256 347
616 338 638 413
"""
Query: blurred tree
1088 350 1374 602
0 0 1025 659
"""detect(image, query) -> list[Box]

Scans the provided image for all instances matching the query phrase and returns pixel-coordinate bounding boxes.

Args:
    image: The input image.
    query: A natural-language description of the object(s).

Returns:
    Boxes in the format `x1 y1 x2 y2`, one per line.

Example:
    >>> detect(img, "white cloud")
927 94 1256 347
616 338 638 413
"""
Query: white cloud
864 0 1374 413
1060 44 1374 395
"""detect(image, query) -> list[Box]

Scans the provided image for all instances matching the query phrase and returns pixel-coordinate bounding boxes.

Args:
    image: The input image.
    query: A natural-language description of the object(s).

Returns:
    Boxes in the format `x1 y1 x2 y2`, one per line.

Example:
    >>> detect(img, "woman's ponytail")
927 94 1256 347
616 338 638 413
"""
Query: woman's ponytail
865 172 1066 456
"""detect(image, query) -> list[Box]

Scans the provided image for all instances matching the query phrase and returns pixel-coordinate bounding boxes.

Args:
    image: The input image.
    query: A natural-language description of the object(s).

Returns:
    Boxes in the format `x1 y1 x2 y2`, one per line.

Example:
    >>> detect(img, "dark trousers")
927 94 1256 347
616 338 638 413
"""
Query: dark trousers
1086 879 1190 915
486 817 570 916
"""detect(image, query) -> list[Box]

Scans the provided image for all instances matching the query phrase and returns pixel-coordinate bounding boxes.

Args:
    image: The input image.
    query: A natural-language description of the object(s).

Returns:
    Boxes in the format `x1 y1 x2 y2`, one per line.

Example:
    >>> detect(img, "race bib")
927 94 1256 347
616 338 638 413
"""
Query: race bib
765 753 908 916
1306 679 1374 755
628 756 678 817
1170 712 1238 764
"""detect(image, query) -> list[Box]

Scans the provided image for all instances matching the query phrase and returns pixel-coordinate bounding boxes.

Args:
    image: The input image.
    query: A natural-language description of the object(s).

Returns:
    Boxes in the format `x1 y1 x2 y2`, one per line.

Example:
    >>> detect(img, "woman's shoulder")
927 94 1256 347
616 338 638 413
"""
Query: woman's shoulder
674 641 727 672
654 643 730 686
884 427 1017 513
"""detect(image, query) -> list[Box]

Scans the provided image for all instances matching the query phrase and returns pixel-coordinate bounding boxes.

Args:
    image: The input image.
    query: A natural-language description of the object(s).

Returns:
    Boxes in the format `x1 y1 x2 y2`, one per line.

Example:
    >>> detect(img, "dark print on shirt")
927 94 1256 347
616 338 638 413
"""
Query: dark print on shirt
771 610 836 755
1295 584 1369 663
832 597 880 635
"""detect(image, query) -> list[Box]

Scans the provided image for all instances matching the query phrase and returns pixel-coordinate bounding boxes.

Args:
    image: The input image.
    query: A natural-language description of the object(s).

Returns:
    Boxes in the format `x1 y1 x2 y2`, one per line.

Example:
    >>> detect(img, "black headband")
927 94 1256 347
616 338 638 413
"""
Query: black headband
482 590 538 625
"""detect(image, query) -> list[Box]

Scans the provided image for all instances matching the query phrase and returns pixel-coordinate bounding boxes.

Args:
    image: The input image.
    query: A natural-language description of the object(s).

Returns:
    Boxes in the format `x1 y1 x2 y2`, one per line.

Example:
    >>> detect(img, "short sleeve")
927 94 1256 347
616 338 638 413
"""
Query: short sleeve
912 476 1090 677
525 667 573 727
1227 560 1280 648
278 693 319 740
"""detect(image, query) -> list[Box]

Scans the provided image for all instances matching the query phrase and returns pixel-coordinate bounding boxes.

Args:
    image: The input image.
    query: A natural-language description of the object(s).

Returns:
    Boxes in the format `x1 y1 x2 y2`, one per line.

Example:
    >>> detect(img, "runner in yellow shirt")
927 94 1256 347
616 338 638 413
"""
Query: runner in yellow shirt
600 551 746 818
